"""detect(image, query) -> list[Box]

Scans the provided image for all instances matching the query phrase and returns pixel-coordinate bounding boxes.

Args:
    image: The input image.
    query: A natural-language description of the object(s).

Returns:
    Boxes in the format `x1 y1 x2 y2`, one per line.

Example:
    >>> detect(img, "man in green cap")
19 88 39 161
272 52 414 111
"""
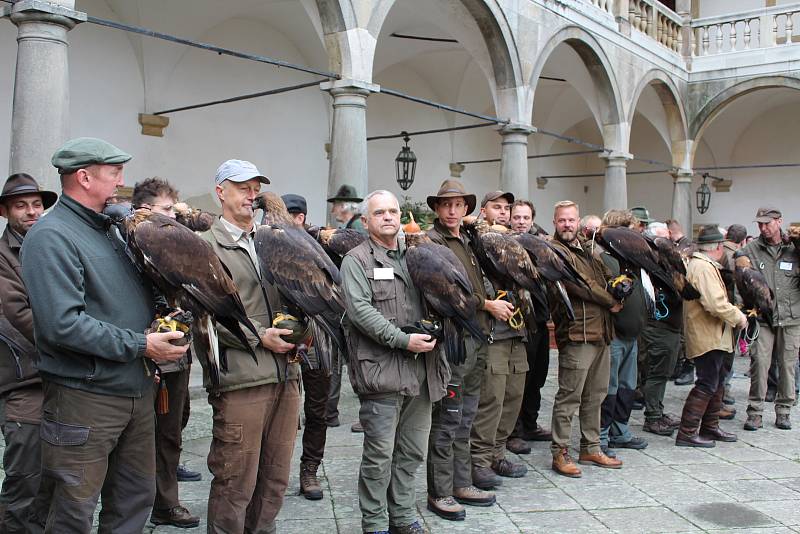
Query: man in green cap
630 206 653 233
21 137 189 531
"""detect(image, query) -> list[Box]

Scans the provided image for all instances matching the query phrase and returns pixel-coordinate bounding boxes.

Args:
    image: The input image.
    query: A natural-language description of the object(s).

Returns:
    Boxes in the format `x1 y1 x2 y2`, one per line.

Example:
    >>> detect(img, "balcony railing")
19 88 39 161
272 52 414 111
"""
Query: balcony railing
587 0 615 16
690 5 799 57
629 0 683 53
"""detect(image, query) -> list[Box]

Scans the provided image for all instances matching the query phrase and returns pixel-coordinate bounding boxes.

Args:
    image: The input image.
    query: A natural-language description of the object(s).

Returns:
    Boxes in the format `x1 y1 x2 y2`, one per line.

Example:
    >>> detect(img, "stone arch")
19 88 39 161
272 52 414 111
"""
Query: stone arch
690 75 800 154
315 0 522 91
528 26 624 133
628 69 688 166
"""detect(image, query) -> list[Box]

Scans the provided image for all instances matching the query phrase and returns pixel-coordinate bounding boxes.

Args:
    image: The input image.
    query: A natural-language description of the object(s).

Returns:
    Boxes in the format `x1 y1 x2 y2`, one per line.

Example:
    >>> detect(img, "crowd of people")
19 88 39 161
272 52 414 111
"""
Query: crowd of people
0 136 797 534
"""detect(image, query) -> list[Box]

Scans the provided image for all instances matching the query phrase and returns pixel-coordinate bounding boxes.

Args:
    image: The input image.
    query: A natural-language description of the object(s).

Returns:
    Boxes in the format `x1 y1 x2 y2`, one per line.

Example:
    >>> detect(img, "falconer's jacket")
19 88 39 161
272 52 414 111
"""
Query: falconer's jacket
740 234 800 328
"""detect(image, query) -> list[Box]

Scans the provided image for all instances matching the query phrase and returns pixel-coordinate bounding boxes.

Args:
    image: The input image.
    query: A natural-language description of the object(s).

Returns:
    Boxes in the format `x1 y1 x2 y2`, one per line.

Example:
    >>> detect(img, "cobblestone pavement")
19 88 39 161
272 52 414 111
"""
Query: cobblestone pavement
5 353 800 533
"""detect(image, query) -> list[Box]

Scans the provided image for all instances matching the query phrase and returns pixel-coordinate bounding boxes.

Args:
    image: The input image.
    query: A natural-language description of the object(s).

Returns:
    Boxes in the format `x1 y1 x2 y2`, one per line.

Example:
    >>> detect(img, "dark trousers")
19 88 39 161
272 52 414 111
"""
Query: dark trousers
642 325 681 421
694 350 730 397
512 323 549 437
426 337 484 497
40 381 156 533
301 367 331 464
207 381 300 533
0 386 49 533
326 351 344 425
154 368 190 511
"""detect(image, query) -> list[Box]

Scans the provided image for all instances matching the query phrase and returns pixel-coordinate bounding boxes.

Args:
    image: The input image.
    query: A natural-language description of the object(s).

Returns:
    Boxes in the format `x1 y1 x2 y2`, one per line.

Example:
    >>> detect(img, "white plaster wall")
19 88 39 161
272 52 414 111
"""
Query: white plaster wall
697 0 764 18
0 20 16 180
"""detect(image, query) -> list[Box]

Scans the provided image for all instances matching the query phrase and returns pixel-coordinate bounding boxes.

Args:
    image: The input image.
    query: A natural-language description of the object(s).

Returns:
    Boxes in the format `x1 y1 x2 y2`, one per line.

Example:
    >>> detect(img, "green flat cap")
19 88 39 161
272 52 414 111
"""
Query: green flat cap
52 137 132 174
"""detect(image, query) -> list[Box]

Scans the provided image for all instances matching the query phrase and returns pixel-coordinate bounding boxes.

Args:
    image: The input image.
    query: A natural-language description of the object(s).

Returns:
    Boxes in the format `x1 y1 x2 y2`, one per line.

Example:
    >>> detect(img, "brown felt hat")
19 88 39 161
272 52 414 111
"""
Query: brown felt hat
426 180 476 215
0 173 57 209
696 224 725 244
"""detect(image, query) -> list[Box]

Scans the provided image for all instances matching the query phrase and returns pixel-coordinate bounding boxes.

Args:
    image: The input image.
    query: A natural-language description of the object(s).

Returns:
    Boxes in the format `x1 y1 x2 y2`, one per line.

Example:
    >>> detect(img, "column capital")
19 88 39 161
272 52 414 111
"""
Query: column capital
320 79 380 95
6 0 87 28
499 123 535 136
670 168 694 183
600 151 633 165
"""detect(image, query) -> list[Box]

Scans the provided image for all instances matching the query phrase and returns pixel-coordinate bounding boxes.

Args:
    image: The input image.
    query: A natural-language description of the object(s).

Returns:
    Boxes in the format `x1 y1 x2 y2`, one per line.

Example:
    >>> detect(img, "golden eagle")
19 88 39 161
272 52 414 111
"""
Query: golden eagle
404 232 485 365
252 193 345 373
306 226 367 267
461 216 547 328
734 255 774 324
596 227 700 312
106 207 259 386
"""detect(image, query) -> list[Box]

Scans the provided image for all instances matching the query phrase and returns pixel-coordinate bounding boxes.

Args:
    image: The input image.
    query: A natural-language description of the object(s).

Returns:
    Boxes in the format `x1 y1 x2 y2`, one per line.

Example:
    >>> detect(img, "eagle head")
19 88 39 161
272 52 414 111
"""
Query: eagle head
734 255 752 270
403 231 431 248
254 192 293 225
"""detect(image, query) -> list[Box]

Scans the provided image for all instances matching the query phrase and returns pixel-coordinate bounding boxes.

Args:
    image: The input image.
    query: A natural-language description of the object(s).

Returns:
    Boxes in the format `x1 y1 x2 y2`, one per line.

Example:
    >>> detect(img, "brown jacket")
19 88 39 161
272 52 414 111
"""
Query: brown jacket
341 238 449 402
200 217 299 393
684 251 746 359
427 219 489 334
548 238 616 349
0 227 40 394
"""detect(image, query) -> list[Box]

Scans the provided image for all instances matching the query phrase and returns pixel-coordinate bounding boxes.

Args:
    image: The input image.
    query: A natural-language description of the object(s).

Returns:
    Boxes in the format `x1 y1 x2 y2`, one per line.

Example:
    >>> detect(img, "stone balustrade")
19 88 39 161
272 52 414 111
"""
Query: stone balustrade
588 0 614 16
627 0 683 53
691 5 799 57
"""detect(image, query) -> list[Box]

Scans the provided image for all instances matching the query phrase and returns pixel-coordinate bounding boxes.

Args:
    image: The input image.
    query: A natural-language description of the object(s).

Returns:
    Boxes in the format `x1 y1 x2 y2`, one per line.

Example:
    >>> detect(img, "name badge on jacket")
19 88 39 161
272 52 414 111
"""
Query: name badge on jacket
374 267 394 280
780 262 793 271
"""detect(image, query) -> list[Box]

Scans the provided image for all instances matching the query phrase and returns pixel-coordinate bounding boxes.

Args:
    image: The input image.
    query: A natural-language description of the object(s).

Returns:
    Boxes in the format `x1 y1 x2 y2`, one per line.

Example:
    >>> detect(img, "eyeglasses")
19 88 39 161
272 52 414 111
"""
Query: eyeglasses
139 203 175 213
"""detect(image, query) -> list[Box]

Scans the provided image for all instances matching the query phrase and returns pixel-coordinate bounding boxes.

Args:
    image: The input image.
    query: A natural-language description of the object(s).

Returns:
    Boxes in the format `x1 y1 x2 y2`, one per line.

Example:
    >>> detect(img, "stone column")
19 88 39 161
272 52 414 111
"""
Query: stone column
671 169 694 235
321 79 379 203
499 124 534 199
6 1 85 190
601 152 632 213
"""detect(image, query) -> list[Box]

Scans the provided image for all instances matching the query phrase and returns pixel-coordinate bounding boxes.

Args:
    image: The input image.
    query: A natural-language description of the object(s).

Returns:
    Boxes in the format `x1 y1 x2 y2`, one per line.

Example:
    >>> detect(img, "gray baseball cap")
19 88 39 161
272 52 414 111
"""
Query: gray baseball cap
214 159 270 186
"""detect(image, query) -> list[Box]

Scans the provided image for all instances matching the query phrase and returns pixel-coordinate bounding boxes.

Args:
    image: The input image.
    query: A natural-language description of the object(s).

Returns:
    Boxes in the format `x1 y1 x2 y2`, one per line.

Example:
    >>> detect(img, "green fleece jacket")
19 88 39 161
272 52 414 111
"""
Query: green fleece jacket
21 194 153 397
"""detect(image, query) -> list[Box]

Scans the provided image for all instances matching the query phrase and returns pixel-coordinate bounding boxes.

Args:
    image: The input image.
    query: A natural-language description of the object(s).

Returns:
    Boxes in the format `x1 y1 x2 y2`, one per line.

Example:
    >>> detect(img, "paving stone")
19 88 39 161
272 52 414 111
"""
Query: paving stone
705 444 785 463
672 462 765 482
562 483 659 510
591 506 699 533
422 511 520 533
708 479 800 502
632 481 735 506
739 460 800 479
642 446 724 466
617 465 698 485
496 487 581 513
672 503 778 530
746 499 800 526
510 510 612 533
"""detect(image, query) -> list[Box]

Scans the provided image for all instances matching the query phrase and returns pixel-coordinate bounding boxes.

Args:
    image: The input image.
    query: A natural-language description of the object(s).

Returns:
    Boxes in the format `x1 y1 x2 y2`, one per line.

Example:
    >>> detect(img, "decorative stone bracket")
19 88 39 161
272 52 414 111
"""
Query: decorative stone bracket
712 178 732 192
138 114 169 137
537 177 548 190
449 163 465 178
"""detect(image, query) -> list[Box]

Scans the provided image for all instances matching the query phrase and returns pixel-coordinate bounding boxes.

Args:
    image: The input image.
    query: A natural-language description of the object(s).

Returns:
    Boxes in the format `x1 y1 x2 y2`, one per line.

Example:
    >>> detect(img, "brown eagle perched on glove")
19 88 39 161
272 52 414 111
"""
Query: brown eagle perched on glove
403 232 485 365
734 254 774 324
306 225 367 267
252 192 346 374
103 205 259 386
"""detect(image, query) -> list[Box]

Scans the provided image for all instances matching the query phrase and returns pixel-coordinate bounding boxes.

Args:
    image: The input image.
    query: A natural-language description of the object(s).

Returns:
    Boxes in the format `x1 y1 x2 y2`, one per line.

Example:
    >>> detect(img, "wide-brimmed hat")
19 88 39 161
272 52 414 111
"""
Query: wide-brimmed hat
327 184 362 203
426 180 476 215
630 206 654 224
480 190 515 208
696 224 725 244
754 206 781 224
0 173 57 209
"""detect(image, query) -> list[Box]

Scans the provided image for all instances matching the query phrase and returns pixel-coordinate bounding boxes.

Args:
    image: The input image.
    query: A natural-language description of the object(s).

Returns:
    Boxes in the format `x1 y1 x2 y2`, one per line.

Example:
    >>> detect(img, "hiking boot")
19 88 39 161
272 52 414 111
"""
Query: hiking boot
662 413 681 429
472 465 502 490
578 452 623 469
552 449 582 478
351 421 364 433
608 436 648 450
719 405 736 420
743 414 762 431
700 426 737 442
388 520 425 534
300 462 323 500
176 464 202 482
776 413 792 430
150 506 200 528
518 424 552 441
643 418 675 436
453 486 495 507
675 360 695 386
326 416 341 428
723 385 735 406
600 444 616 458
505 437 531 455
426 495 465 521
491 458 528 478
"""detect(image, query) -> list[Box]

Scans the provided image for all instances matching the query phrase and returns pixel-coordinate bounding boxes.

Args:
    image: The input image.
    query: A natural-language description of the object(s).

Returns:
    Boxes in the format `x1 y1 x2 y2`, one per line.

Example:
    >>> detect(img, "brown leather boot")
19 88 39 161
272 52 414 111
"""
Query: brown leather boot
551 448 582 478
300 462 323 500
700 384 737 442
676 388 716 448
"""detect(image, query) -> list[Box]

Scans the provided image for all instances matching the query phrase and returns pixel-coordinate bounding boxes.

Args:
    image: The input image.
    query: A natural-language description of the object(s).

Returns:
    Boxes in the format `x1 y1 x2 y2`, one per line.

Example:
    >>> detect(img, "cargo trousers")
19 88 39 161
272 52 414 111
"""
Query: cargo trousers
550 342 610 456
641 324 681 422
471 338 527 468
39 381 156 533
426 336 486 497
748 324 800 417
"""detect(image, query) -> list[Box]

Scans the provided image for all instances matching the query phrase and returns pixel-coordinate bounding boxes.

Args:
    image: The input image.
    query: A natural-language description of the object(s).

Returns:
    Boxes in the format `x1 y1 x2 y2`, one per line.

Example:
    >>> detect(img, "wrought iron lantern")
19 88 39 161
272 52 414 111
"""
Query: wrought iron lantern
395 132 417 191
696 173 712 214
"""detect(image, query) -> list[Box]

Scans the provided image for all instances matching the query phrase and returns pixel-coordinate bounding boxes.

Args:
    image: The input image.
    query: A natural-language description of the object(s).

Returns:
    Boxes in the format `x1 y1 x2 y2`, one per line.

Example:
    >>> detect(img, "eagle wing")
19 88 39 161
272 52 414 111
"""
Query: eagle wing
255 224 346 371
652 236 700 300
735 265 775 324
598 227 678 294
